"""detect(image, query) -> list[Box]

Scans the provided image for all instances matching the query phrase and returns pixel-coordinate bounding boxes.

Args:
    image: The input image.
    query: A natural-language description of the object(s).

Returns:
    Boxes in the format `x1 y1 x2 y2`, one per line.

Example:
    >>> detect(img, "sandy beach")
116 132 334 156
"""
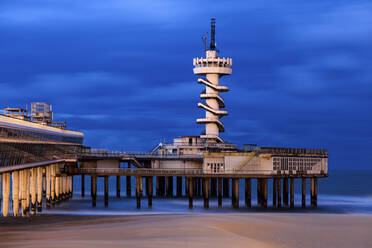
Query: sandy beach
0 213 371 248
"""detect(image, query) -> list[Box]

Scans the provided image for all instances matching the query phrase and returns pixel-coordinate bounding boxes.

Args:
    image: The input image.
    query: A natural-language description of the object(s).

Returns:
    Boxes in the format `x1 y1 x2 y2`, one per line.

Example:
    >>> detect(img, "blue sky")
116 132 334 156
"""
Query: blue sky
0 0 371 170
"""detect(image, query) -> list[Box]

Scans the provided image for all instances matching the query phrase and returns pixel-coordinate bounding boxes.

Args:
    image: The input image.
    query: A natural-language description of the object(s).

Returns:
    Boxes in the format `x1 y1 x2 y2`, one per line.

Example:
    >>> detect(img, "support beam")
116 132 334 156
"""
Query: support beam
156 176 160 197
104 176 109 207
273 178 277 208
185 176 189 197
26 169 30 215
81 175 85 197
136 176 142 209
2 173 10 217
0 174 2 212
290 178 294 208
311 178 317 208
42 169 46 197
31 168 37 215
51 165 56 206
21 170 27 216
176 176 182 197
232 178 239 209
203 178 209 209
147 177 153 208
126 176 131 197
70 176 73 198
91 175 97 207
245 178 251 208
283 178 289 207
211 178 217 197
218 178 222 207
263 179 268 208
277 178 282 208
166 176 173 197
56 176 60 203
46 166 51 208
257 179 261 206
223 178 229 198
116 176 120 198
314 178 318 208
37 167 42 212
12 171 19 216
188 177 193 209
302 178 306 208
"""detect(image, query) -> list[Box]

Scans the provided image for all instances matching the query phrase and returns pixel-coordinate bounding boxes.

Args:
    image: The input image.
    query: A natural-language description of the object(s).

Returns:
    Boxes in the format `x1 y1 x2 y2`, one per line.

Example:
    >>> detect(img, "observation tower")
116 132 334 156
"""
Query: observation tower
193 18 232 143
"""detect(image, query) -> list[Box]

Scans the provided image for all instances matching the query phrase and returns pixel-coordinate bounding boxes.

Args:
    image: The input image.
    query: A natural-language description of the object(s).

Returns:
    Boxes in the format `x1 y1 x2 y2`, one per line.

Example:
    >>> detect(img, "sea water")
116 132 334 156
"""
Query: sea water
42 170 372 216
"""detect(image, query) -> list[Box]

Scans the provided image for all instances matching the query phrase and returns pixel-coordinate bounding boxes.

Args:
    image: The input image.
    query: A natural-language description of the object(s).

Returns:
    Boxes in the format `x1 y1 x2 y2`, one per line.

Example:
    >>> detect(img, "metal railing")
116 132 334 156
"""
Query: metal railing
66 167 327 177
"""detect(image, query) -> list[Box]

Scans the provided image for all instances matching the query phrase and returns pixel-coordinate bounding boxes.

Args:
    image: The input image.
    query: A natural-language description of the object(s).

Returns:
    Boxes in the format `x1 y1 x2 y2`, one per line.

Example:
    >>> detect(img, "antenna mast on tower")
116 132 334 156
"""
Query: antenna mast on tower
209 18 216 50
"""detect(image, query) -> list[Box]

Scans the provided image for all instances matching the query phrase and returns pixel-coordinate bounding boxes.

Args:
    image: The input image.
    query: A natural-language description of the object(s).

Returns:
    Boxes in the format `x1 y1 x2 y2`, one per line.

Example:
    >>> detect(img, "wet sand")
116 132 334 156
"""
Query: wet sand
0 213 371 248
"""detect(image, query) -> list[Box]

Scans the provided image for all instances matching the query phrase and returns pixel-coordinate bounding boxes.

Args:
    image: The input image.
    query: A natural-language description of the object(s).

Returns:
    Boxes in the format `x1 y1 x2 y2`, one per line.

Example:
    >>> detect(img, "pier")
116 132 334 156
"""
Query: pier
0 19 327 217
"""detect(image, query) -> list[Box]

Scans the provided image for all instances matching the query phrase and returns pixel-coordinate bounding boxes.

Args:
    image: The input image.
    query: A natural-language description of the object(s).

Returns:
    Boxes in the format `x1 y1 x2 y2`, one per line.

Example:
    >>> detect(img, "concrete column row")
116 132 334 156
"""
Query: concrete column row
1 163 73 217
84 175 318 210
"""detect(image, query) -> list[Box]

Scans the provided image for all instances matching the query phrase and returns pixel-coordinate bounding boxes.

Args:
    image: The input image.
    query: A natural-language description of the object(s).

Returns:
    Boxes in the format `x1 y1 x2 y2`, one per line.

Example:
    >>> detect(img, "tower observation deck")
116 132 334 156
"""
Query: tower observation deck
193 18 232 143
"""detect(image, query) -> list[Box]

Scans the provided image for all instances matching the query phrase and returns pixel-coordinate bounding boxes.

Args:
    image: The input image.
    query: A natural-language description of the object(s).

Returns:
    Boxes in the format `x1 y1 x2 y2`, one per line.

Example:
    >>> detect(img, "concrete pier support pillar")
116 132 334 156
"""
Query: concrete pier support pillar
91 176 97 207
136 176 142 209
116 176 120 198
223 178 229 198
314 178 317 207
176 176 182 197
46 166 51 208
245 178 251 208
273 178 277 208
166 176 173 197
147 177 153 208
51 165 56 206
30 168 37 215
188 177 193 209
156 176 160 197
12 171 19 216
126 176 131 197
263 179 268 208
0 174 2 212
2 173 10 217
185 177 189 196
218 178 222 207
70 176 73 197
203 178 209 209
81 175 85 197
257 179 261 206
104 176 109 207
290 178 294 208
210 178 217 197
42 169 46 197
18 171 21 210
192 177 198 196
55 177 60 203
196 177 203 197
283 178 289 207
21 170 27 216
277 178 282 208
165 177 169 197
232 178 239 209
311 178 317 208
62 176 65 200
302 178 306 208
26 169 30 215
37 167 42 212
60 176 64 200
158 177 164 197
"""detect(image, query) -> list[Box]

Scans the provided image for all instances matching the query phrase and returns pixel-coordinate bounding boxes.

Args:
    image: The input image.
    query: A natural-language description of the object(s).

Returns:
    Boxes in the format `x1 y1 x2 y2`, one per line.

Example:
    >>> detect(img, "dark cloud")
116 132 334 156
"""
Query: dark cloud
0 0 371 169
